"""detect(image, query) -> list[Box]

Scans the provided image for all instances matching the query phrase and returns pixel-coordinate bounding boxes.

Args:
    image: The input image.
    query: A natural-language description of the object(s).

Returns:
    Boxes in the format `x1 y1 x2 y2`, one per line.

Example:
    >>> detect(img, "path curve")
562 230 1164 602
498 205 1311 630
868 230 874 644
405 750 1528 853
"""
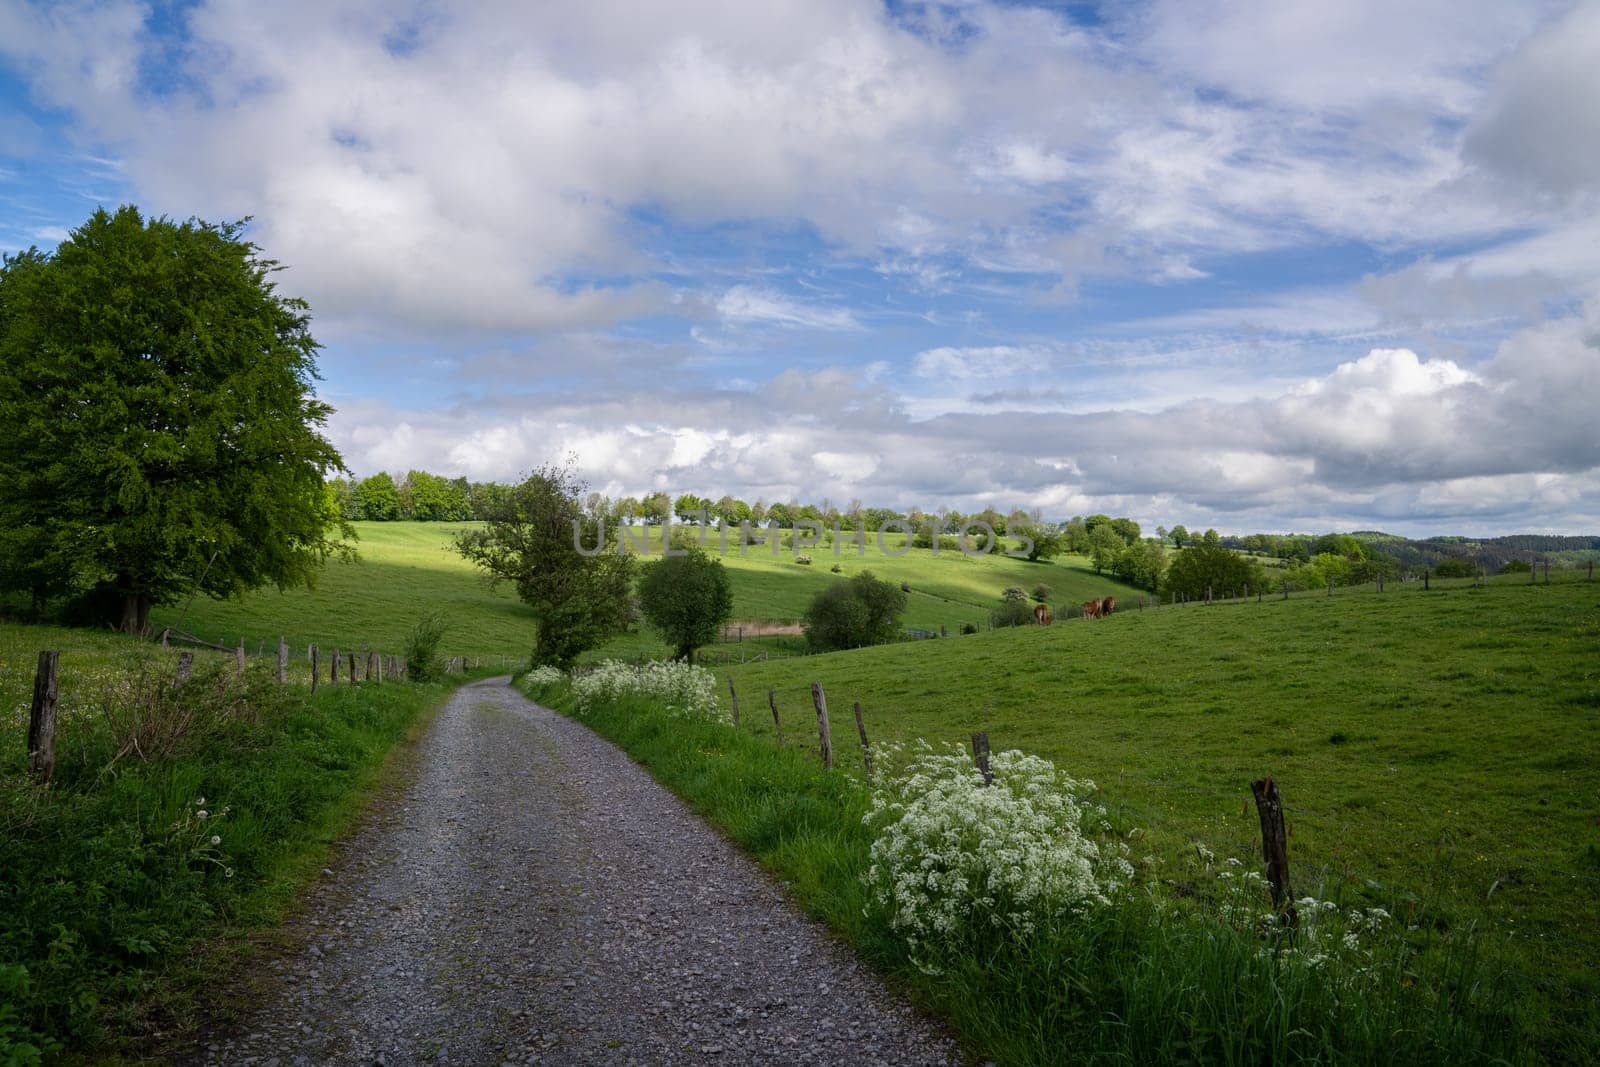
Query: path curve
195 678 961 1066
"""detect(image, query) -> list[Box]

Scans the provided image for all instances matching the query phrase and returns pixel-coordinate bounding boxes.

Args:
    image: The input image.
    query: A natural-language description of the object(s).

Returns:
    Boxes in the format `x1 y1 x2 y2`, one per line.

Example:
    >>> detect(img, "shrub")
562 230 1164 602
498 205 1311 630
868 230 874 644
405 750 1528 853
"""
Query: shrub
569 659 722 722
794 554 813 565
900 580 911 593
864 744 1131 969
991 598 1035 629
1498 559 1532 575
830 563 843 573
404 610 449 681
1002 586 1027 602
1031 582 1051 602
960 622 979 635
802 571 907 652
1433 558 1476 578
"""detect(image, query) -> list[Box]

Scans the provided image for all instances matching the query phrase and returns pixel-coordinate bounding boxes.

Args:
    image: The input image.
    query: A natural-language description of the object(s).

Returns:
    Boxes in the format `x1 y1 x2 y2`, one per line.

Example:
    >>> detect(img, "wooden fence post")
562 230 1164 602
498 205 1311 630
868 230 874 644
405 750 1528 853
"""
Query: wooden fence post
27 651 60 784
1589 560 1594 582
374 652 383 683
1250 776 1298 927
1424 568 1430 590
236 638 246 677
768 688 784 747
853 701 873 778
727 677 741 727
810 682 833 770
331 649 340 684
175 651 194 687
971 731 993 786
348 651 358 682
311 644 319 692
276 636 288 684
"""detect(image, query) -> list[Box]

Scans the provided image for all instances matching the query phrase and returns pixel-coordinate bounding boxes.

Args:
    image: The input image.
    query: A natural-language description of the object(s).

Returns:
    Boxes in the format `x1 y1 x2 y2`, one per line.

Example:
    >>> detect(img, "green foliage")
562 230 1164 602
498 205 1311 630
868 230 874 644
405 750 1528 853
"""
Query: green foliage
0 206 351 633
403 610 450 681
454 465 636 668
1002 586 1028 602
803 571 907 652
637 545 734 662
355 472 402 521
1110 539 1168 591
1030 582 1052 602
1088 524 1124 573
960 622 979 635
1499 559 1533 575
0 626 452 1058
1164 540 1264 599
1169 524 1189 548
403 470 472 521
990 597 1036 629
1434 558 1477 578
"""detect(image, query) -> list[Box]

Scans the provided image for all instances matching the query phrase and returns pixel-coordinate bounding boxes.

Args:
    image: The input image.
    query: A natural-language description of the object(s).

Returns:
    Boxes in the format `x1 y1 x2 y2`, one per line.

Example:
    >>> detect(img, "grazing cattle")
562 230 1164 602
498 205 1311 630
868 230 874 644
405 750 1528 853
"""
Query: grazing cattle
1081 599 1102 620
1033 603 1053 625
1099 596 1116 616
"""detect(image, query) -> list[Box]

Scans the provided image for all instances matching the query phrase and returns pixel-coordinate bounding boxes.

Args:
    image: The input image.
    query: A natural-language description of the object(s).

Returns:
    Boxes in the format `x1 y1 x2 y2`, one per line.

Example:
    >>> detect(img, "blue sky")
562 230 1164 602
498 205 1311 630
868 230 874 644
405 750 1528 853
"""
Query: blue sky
3 0 1598 534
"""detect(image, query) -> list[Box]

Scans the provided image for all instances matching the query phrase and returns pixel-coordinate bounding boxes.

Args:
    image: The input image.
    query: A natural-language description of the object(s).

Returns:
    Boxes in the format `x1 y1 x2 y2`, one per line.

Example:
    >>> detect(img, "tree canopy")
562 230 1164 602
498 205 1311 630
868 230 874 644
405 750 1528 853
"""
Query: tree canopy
454 465 636 668
637 544 734 662
802 571 907 652
0 206 350 632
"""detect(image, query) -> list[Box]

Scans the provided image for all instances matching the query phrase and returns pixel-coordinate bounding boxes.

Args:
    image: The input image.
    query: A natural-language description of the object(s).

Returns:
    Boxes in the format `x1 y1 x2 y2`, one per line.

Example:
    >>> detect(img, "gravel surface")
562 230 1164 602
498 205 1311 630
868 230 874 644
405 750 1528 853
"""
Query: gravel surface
195 678 962 1066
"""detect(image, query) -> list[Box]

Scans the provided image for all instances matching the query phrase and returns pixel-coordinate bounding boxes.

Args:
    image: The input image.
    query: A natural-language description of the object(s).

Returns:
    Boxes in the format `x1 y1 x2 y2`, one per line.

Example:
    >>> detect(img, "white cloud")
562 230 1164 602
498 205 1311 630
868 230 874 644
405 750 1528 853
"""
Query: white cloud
715 286 858 331
914 345 1048 381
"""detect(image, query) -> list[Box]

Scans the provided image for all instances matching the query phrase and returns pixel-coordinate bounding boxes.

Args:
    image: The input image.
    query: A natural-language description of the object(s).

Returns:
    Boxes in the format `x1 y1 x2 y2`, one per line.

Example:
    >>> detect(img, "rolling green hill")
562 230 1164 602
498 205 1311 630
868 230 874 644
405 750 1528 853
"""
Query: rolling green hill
149 522 1144 663
723 577 1600 1029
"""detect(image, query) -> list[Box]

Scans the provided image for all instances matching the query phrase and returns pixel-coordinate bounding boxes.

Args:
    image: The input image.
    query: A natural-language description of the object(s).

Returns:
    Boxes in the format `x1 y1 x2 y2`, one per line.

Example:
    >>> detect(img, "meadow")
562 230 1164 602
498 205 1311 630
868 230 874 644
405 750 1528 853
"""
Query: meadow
721 576 1600 1048
154 521 1144 664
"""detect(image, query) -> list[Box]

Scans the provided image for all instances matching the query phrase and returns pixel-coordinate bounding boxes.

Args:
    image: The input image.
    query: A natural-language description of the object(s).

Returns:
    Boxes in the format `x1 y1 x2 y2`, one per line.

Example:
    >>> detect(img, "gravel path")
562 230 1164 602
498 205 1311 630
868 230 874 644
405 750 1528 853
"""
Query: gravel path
196 678 962 1066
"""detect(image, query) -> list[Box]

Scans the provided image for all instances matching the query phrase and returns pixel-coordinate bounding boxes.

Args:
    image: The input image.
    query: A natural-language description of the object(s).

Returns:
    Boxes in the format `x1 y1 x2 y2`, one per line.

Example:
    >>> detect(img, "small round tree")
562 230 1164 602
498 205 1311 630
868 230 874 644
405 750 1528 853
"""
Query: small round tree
803 571 907 652
637 544 734 662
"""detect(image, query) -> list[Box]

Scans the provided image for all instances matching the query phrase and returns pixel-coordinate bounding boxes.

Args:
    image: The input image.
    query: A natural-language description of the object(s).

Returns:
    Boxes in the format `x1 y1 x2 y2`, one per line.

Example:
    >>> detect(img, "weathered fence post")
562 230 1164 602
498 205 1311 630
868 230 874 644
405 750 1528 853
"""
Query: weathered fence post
768 688 784 747
27 651 60 784
348 651 358 682
1589 560 1594 582
236 638 246 677
727 677 741 727
810 682 834 770
175 651 194 687
311 644 320 692
971 731 993 786
374 652 383 683
1282 579 1288 600
331 649 340 684
1250 776 1298 927
277 636 288 684
1424 568 1430 591
853 701 873 778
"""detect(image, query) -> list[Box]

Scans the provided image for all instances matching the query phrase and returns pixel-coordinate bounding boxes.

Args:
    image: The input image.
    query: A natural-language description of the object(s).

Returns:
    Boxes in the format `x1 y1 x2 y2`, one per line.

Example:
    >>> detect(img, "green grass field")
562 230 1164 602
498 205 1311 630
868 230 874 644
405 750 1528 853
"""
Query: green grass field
154 522 1143 664
721 577 1600 1039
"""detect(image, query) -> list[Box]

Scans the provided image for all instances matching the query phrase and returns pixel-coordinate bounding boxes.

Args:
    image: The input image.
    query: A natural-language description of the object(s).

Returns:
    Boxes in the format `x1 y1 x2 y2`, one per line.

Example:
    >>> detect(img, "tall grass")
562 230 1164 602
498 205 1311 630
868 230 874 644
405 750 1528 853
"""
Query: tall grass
526 675 1551 1065
1 644 454 1061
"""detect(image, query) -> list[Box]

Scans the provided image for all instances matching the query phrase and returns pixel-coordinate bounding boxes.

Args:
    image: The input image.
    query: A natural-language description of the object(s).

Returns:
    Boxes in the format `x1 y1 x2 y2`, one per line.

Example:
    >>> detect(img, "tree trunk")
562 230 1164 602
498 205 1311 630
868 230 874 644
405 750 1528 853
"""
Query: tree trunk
118 593 152 636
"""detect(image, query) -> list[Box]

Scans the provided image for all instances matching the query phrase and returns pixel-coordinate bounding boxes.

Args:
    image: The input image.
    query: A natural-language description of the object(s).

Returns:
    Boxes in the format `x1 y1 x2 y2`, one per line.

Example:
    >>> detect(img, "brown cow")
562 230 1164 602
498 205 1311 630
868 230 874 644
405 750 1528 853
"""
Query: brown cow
1099 596 1116 616
1033 603 1053 625
1081 599 1102 620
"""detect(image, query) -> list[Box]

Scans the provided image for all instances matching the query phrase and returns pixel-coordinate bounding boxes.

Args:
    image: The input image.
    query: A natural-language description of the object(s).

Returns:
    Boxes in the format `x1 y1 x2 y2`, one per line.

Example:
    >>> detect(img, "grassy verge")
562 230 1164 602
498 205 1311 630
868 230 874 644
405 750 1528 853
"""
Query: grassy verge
0 623 463 1062
525 675 1563 1065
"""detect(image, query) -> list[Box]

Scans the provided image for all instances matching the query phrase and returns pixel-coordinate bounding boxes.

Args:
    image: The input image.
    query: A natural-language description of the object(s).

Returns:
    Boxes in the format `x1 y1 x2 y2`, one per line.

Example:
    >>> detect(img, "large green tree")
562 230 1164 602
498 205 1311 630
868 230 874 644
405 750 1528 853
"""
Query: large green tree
637 544 734 662
455 465 636 668
0 206 350 632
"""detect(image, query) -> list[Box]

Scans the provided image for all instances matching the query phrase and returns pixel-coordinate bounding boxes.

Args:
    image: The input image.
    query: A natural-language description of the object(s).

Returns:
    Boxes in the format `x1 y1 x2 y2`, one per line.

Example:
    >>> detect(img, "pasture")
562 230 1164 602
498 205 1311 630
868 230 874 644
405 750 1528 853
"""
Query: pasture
152 522 1143 663
724 577 1600 1037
